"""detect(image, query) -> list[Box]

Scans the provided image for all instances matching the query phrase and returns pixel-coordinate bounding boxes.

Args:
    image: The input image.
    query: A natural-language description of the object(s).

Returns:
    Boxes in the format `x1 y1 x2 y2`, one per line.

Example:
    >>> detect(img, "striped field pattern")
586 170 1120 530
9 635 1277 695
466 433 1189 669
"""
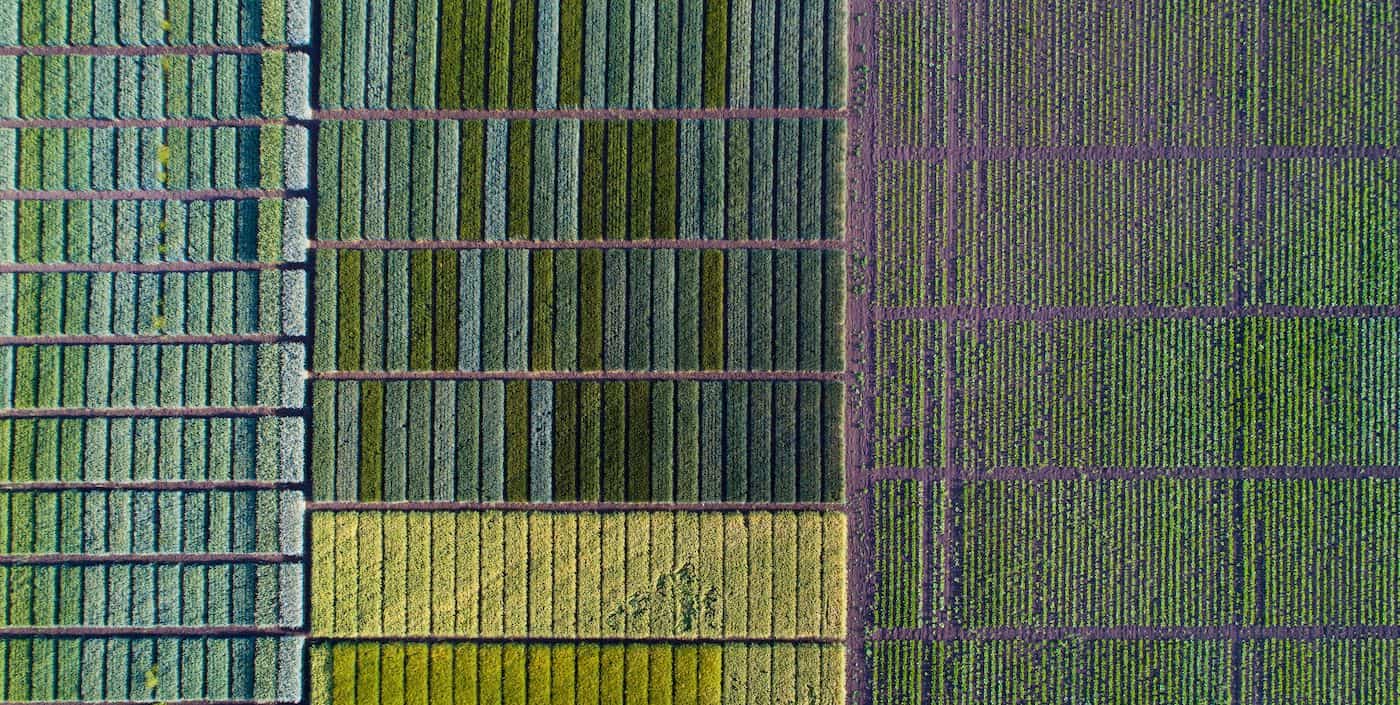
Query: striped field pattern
306 2 849 704
852 0 1400 702
0 0 311 701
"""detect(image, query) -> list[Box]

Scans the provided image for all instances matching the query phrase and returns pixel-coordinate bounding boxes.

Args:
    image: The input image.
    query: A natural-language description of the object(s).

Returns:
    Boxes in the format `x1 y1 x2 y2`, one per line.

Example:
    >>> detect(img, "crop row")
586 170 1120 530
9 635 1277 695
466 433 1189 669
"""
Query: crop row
872 320 936 470
957 478 1400 627
2 0 311 47
951 1 1398 146
0 636 302 702
1 270 305 336
0 415 302 483
315 249 843 373
0 343 301 409
871 479 926 629
320 0 845 109
0 489 303 556
870 637 1400 703
872 160 940 308
0 197 307 265
309 510 845 639
312 380 843 504
0 562 302 627
316 118 844 242
873 158 1400 308
2 125 309 192
0 51 308 121
873 2 944 148
925 317 1400 470
310 640 843 705
870 638 1232 704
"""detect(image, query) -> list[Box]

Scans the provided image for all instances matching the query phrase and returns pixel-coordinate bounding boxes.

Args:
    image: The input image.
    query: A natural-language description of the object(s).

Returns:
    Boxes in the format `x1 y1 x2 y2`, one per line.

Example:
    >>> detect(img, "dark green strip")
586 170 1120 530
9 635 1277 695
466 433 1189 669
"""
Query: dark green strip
360 381 385 501
507 120 533 240
724 381 748 501
699 250 724 370
510 0 536 108
438 0 465 108
606 121 630 240
337 251 362 369
797 380 821 501
629 121 654 240
481 249 506 369
558 0 585 107
462 0 488 108
579 249 604 370
459 121 486 240
749 380 771 501
822 381 843 501
434 250 459 369
409 249 434 370
626 381 651 501
488 0 513 109
602 381 626 501
505 379 529 501
553 381 578 501
773 381 796 501
581 121 605 240
702 0 727 107
651 381 674 501
578 381 602 500
654 120 678 240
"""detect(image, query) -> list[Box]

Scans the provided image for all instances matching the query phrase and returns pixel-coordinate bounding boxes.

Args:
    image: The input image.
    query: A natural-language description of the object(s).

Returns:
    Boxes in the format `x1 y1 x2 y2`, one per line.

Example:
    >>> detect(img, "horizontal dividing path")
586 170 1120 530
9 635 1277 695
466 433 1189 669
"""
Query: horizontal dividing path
0 406 303 419
866 464 1400 481
0 189 307 201
307 500 845 512
315 108 853 121
0 334 306 346
0 261 309 274
0 45 292 57
307 635 845 645
870 625 1400 642
0 553 302 566
312 370 846 382
875 303 1400 321
311 238 848 251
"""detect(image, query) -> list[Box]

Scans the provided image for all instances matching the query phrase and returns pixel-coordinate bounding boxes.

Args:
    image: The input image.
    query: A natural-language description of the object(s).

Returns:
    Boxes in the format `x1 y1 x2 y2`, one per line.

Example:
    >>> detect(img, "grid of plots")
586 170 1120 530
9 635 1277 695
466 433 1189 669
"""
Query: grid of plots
308 8 850 705
851 0 1400 702
0 0 312 700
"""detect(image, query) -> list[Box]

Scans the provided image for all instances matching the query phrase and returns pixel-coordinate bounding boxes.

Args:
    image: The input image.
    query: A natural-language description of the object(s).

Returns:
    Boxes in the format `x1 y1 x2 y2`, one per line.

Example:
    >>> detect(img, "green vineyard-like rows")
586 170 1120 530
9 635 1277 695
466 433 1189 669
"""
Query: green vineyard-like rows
960 478 1400 627
0 489 303 555
950 1 1399 146
312 380 842 503
870 479 928 630
0 198 307 264
1 0 311 47
310 641 844 705
870 638 1400 703
320 0 845 109
314 249 843 372
316 119 845 242
874 159 1400 308
0 636 303 702
2 126 309 192
310 510 845 639
0 416 303 482
939 317 1400 470
0 562 302 627
0 51 308 120
2 271 305 335
0 343 302 409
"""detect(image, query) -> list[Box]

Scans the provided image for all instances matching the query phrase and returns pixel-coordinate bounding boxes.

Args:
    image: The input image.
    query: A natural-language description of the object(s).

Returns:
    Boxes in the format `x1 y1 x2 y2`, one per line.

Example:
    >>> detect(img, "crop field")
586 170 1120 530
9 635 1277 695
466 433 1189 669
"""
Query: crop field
9 0 1398 701
854 0 1400 703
